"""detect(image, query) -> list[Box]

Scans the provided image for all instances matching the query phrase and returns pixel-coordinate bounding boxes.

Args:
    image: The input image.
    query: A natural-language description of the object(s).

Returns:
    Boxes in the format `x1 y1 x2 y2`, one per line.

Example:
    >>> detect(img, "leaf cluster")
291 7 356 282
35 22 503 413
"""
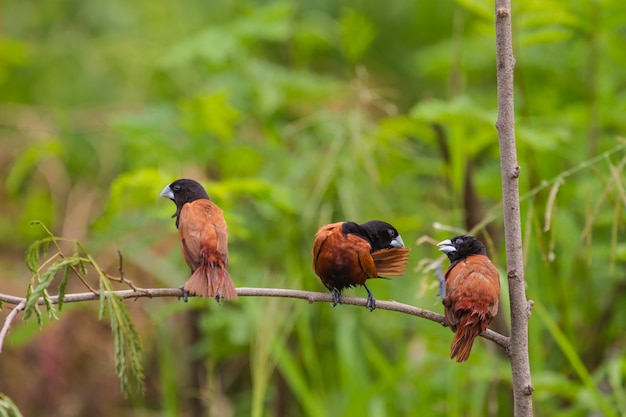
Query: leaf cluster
22 221 145 398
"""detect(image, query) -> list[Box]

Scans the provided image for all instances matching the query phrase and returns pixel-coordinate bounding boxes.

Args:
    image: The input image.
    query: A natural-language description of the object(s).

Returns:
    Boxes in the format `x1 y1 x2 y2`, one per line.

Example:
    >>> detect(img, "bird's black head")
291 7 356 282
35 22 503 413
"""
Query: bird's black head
437 235 487 264
343 220 405 251
160 179 210 226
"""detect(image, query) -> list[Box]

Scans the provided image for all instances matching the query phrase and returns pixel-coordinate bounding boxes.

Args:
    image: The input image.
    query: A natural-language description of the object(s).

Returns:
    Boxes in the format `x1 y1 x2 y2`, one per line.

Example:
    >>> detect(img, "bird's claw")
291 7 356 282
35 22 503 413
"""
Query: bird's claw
364 284 376 311
331 289 343 307
178 285 189 303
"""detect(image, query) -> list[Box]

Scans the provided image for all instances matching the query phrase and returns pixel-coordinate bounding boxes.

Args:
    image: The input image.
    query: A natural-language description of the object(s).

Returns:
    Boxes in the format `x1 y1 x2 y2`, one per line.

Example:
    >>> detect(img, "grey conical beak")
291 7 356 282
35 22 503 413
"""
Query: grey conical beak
160 185 174 200
437 239 456 254
390 235 405 248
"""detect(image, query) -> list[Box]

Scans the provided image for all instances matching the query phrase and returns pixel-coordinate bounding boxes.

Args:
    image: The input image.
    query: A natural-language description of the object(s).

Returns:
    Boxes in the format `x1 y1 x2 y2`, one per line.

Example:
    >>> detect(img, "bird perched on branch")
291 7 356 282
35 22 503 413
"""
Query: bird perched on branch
437 235 500 362
313 220 410 311
160 179 237 302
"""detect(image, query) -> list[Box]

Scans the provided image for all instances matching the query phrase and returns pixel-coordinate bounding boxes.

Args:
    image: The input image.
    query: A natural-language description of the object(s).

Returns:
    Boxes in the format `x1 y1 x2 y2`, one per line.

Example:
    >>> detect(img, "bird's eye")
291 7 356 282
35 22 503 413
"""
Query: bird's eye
388 229 396 238
173 185 181 191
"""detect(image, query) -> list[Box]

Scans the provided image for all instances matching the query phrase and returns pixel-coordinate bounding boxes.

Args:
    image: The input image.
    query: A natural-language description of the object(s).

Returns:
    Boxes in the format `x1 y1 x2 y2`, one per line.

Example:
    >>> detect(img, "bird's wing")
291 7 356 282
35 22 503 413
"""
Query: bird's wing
178 200 228 271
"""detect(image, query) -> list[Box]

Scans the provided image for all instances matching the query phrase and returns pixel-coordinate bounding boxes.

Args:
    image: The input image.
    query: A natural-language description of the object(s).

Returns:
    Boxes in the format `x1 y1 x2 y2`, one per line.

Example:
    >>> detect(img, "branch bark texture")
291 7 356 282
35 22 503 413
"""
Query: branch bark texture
0 287 509 351
495 1 534 415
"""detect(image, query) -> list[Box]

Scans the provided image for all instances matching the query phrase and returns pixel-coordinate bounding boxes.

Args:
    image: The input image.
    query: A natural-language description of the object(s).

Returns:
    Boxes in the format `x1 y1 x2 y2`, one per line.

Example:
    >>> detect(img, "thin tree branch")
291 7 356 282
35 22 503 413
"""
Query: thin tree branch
0 287 510 351
0 300 26 353
495 1 534 416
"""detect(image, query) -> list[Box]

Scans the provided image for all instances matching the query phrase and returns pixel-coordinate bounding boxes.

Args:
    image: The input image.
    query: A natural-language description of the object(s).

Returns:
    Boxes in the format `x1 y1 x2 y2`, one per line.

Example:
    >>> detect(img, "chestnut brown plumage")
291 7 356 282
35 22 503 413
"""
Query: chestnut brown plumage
313 220 410 311
438 235 500 362
161 179 237 302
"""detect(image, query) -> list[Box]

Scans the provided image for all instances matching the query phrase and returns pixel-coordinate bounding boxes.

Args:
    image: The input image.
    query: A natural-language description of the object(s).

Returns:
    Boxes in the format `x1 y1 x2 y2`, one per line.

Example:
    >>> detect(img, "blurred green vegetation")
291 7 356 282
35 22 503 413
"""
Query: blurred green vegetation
1 0 626 416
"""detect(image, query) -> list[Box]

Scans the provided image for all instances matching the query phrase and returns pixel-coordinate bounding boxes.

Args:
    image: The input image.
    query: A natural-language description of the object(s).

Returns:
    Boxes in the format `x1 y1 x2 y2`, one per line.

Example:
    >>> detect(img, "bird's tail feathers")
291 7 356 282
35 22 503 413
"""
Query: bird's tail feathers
184 264 238 301
372 248 410 276
450 314 483 362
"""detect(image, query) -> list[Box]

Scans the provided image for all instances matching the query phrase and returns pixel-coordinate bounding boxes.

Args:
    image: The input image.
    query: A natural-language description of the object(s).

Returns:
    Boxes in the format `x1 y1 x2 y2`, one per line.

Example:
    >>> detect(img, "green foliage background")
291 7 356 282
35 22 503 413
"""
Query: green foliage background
1 0 626 416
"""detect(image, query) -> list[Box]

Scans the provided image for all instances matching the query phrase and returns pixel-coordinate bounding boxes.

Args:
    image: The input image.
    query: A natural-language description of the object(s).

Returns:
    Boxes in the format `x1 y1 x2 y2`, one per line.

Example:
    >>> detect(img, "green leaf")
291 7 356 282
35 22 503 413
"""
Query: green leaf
23 237 54 273
455 0 492 20
99 277 145 397
0 37 30 66
57 266 70 312
106 168 173 215
273 341 326 417
517 9 589 32
178 91 241 140
23 284 38 326
339 9 378 63
78 259 87 276
519 28 574 46
33 303 43 329
43 291 58 321
23 258 76 320
232 2 294 42
24 240 41 274
159 3 293 69
535 300 619 417
159 27 241 68
0 393 24 417
6 141 63 196
98 275 106 320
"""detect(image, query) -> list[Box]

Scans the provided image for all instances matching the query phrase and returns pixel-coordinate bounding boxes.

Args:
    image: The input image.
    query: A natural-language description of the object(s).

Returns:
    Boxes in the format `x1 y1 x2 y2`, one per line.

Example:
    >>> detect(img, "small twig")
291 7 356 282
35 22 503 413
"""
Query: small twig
0 300 26 353
0 287 510 351
543 177 564 232
76 249 147 295
118 250 125 281
453 141 626 241
522 141 626 203
69 262 98 294
104 250 146 293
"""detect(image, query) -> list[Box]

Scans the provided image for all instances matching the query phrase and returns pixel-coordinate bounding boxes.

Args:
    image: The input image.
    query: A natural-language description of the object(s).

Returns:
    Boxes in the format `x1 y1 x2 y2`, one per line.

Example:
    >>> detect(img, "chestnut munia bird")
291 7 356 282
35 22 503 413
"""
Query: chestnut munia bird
313 220 410 311
161 179 237 302
438 235 500 362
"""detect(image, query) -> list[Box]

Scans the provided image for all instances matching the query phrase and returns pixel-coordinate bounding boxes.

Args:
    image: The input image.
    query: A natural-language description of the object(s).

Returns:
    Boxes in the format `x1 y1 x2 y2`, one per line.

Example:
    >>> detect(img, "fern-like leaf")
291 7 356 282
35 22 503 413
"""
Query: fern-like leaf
23 237 54 273
101 292 145 397
57 265 70 312
43 291 58 321
78 259 88 276
33 301 43 329
22 222 145 398
24 258 77 319
0 393 24 417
